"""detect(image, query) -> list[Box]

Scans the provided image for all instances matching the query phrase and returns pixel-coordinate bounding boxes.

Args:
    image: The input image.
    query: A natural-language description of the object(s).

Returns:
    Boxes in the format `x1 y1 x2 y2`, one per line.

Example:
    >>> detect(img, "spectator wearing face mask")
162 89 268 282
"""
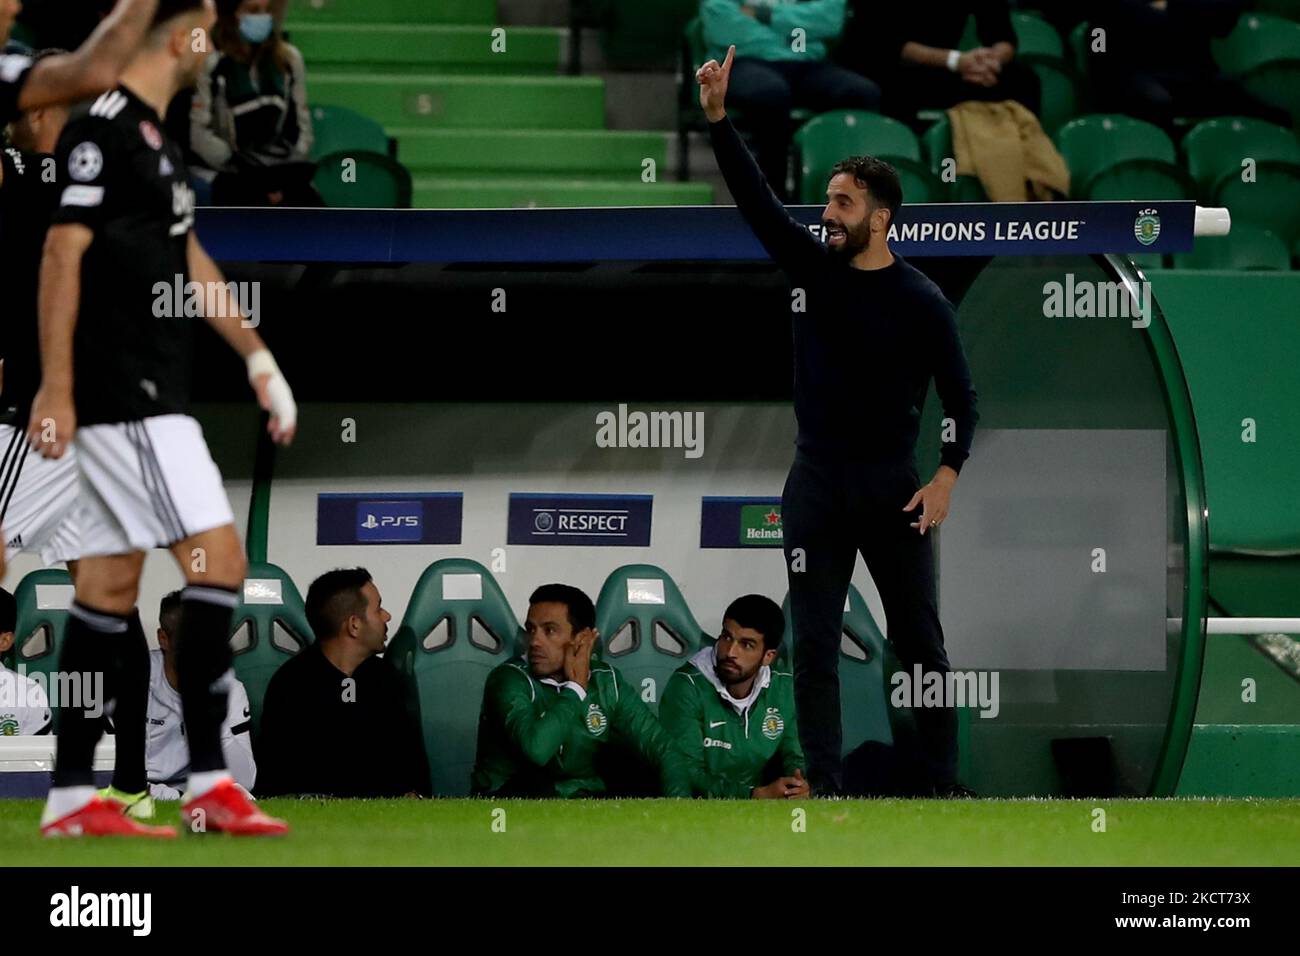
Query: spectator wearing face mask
188 0 320 206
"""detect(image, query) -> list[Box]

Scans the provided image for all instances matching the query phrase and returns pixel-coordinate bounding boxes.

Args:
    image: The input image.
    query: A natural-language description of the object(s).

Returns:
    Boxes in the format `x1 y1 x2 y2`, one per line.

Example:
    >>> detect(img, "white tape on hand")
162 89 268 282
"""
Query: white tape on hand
246 349 297 431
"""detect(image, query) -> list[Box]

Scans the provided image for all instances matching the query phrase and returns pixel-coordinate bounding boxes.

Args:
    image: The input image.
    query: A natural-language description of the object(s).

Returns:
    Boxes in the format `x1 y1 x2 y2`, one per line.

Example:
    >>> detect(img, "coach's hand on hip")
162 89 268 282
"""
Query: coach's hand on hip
903 465 958 535
697 44 735 123
26 387 76 459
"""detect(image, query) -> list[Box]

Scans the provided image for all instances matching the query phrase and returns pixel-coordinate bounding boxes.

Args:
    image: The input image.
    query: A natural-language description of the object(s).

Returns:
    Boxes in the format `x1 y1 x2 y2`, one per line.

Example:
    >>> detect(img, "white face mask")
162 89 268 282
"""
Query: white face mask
239 12 274 44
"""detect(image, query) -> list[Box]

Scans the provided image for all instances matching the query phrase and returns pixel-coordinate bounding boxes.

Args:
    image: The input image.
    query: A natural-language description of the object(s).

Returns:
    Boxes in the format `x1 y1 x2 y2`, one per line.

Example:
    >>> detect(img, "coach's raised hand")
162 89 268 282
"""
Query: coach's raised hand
697 44 735 123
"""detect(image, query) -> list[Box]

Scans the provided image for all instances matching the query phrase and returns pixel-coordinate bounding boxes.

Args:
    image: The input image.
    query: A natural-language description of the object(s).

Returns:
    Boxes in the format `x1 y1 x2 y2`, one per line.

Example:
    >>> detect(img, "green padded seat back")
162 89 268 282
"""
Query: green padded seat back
1012 12 1065 60
1170 224 1291 270
593 564 707 713
308 104 390 162
794 111 928 205
9 569 75 729
1181 117 1300 199
1212 11 1300 74
313 150 413 208
387 558 524 796
229 562 314 745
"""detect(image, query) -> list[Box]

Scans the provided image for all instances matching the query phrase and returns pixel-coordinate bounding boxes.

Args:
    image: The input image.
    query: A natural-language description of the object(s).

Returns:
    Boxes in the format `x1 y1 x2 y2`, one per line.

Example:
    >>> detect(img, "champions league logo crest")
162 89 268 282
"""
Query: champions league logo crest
585 703 608 736
1134 208 1161 246
761 707 784 740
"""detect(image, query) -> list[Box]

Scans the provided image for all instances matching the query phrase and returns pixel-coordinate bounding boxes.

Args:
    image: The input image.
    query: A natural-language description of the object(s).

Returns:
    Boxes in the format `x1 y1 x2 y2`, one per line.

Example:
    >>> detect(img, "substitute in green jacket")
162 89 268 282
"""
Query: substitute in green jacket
659 594 809 799
471 583 690 798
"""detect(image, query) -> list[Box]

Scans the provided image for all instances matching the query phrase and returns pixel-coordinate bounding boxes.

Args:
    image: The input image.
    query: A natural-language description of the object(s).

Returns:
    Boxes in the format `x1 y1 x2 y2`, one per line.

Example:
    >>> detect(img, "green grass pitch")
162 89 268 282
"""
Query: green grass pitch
3 798 1299 866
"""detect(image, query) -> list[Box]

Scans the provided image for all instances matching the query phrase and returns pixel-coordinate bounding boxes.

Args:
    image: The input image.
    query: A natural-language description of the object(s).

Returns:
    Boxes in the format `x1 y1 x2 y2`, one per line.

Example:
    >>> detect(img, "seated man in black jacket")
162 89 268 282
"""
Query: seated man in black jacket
255 568 429 798
841 0 1040 125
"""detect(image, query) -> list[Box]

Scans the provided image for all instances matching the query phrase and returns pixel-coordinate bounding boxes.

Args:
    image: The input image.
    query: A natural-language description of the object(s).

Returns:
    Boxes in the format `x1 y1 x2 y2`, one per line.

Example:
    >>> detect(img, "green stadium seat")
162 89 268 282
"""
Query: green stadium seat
779 586 902 756
391 128 667 178
229 563 314 745
1011 12 1065 60
284 0 496 25
1180 118 1300 244
1213 12 1300 120
386 558 524 796
308 104 390 162
1170 223 1292 270
1056 114 1195 200
794 110 940 205
308 74 606 130
9 569 74 729
291 24 563 76
314 150 413 208
1212 11 1300 74
1181 116 1300 200
1022 55 1082 140
922 115 988 202
593 564 708 713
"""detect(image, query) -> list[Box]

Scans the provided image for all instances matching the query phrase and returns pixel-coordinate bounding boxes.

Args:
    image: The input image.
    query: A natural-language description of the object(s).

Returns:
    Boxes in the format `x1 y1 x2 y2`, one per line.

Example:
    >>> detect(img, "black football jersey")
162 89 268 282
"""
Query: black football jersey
51 85 197 425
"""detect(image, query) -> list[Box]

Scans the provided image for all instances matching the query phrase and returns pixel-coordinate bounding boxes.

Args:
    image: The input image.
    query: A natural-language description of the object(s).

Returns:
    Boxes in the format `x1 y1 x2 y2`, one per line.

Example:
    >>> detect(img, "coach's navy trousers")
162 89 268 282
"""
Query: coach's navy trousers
782 449 958 795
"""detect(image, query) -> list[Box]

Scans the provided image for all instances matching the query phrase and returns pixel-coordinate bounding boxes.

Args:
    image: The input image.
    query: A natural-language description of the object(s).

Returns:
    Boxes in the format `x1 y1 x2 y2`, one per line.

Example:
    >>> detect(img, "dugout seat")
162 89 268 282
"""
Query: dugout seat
593 564 708 714
9 569 75 730
308 104 392 162
1055 115 1195 201
387 558 524 796
313 149 413 209
229 563 314 745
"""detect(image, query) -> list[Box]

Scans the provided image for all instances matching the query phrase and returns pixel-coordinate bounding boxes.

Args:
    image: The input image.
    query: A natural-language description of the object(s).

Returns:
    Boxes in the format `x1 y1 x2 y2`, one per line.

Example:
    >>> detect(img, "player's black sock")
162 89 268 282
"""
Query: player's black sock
50 603 125 788
108 609 150 794
175 585 238 774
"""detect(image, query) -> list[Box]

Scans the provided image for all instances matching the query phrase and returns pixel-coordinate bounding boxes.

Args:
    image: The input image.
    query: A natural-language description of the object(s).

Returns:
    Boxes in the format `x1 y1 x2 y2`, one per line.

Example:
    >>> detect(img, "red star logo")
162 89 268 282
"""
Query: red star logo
764 509 781 526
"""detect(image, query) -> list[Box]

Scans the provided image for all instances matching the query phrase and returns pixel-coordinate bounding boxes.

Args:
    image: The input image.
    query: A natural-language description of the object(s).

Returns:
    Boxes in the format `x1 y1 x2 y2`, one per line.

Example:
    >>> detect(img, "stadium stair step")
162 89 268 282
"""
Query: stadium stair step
291 24 564 75
391 128 667 177
308 73 606 128
410 177 713 208
284 0 497 26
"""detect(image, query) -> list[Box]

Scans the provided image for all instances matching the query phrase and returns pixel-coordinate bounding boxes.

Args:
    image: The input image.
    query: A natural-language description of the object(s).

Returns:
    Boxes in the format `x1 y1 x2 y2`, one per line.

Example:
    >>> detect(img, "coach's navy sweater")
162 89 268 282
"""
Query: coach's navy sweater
709 115 978 473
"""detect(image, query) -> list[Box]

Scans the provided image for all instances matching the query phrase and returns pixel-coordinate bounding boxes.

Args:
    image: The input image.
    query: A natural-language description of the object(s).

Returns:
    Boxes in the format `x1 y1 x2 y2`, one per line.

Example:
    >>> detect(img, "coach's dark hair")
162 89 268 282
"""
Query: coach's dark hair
723 594 785 652
158 590 183 639
305 568 374 640
152 0 208 29
829 155 902 229
0 588 15 634
528 583 596 634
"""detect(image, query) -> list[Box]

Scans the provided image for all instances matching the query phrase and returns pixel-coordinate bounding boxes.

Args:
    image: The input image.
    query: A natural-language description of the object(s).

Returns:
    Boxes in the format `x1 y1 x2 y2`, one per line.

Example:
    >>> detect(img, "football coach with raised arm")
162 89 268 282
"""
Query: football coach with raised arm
697 45 979 798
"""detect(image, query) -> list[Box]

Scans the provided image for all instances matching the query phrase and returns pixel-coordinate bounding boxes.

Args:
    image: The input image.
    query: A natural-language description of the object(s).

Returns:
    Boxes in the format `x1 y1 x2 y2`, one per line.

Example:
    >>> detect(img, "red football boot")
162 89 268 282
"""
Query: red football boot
181 778 288 836
41 796 178 838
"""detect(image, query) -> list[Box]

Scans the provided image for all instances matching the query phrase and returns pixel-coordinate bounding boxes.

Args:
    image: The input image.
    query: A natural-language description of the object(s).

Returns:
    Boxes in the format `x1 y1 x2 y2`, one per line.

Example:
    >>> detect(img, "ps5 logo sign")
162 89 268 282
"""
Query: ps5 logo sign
362 514 419 530
355 501 423 542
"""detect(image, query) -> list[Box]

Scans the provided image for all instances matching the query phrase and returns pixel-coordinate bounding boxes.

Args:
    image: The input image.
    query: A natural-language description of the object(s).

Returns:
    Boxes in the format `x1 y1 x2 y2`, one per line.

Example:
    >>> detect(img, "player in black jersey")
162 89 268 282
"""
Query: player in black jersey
30 0 296 838
1 49 163 825
0 0 160 127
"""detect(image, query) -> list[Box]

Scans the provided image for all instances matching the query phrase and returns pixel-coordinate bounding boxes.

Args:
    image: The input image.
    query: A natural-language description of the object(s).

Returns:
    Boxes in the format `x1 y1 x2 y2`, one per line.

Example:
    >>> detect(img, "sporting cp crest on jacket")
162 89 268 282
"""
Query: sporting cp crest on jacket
761 707 784 740
585 703 609 736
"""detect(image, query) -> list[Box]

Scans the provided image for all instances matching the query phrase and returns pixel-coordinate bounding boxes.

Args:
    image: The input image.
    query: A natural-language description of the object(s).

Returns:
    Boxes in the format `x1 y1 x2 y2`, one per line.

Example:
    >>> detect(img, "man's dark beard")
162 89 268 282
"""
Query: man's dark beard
827 219 873 259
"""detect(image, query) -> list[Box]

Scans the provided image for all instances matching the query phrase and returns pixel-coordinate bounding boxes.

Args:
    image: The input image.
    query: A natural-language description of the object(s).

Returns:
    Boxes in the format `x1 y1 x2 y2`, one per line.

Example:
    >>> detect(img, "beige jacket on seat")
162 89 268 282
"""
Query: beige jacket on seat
948 100 1070 201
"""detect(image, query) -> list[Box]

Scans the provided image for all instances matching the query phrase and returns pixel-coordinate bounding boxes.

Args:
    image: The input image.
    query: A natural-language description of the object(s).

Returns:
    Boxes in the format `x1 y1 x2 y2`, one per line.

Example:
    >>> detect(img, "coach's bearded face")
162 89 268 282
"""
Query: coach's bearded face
823 211 873 260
